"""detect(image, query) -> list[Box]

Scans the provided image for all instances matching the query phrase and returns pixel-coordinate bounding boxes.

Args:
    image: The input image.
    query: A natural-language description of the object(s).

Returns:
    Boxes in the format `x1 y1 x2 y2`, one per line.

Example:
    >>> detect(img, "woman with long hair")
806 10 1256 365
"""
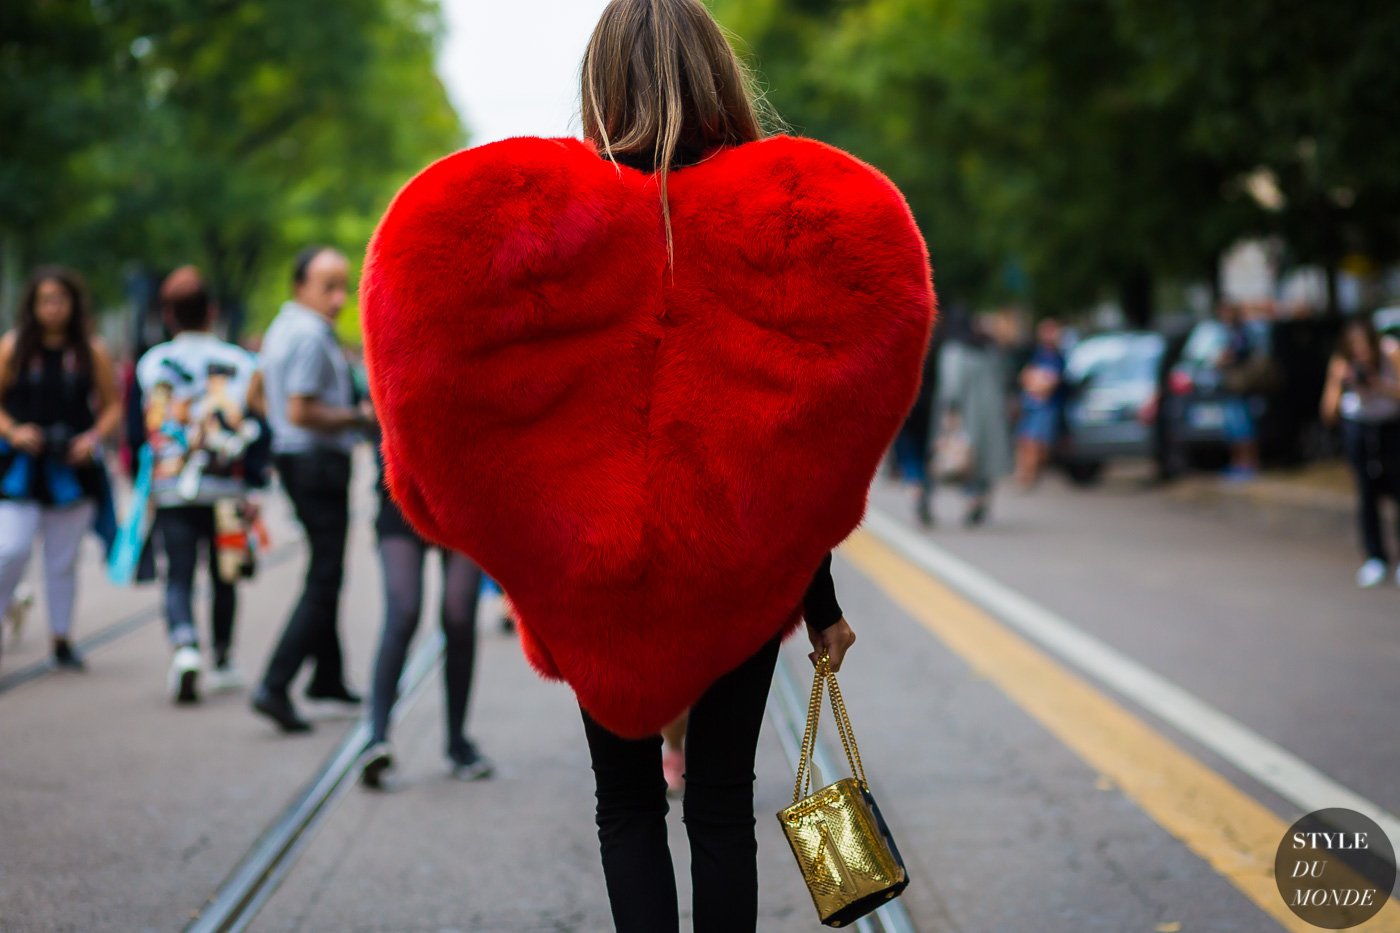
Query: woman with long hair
1321 317 1400 587
0 266 122 668
360 1 935 928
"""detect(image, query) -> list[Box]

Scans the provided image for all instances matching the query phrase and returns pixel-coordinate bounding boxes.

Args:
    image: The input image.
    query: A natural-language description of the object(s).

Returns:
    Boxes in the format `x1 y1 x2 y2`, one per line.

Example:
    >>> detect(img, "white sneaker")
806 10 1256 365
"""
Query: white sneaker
206 660 244 693
168 646 201 703
6 583 33 641
1357 559 1387 589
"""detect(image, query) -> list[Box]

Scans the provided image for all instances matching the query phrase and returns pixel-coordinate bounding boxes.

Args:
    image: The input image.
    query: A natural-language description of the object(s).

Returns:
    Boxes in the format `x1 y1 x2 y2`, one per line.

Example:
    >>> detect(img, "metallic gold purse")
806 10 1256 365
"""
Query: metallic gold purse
777 653 909 927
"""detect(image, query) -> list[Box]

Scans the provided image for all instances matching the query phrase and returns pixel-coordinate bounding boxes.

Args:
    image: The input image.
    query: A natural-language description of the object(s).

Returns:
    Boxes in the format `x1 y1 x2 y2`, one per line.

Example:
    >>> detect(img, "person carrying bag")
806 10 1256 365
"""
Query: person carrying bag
780 651 910 927
360 1 936 928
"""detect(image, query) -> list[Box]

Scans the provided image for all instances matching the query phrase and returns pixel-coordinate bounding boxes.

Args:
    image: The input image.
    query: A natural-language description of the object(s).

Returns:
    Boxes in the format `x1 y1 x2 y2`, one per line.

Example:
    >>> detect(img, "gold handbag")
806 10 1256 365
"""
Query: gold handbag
777 653 909 927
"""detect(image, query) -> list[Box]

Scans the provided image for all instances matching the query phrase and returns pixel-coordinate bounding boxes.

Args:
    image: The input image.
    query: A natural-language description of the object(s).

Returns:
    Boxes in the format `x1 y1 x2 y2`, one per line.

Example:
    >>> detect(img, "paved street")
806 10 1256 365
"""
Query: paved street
2 459 1398 932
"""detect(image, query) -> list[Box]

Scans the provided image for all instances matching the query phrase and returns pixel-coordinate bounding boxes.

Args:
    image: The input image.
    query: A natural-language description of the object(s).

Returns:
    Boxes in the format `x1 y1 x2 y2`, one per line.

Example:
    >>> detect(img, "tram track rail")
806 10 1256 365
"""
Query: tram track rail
184 631 445 933
182 639 921 933
0 541 300 696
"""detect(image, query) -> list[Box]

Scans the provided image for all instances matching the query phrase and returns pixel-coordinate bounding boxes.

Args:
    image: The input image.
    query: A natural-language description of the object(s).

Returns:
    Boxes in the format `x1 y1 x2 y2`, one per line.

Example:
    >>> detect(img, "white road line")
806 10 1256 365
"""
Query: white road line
862 505 1400 849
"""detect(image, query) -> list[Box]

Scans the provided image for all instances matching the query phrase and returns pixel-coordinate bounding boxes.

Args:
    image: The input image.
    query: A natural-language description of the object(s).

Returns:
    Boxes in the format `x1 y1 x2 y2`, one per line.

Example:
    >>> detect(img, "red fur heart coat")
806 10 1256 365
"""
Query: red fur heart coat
362 134 935 738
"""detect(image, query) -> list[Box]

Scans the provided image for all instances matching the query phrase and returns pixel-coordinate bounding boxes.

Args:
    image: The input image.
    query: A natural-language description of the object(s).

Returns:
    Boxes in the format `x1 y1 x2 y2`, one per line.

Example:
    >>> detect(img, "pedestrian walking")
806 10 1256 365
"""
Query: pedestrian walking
358 445 492 787
0 266 121 670
1320 318 1400 588
360 1 934 929
134 267 263 702
1014 317 1067 487
1216 301 1264 481
924 311 1013 527
252 246 371 733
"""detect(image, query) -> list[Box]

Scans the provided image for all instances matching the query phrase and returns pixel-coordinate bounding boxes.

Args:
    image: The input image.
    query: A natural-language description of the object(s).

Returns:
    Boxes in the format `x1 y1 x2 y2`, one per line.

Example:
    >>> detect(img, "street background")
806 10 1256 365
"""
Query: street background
4 0 1400 931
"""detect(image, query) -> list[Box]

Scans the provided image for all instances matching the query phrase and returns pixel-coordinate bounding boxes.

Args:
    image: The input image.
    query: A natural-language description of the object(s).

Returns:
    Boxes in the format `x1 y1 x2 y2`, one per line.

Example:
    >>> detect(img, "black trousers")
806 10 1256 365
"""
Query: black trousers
1343 418 1400 562
580 631 782 933
155 505 235 655
262 450 351 695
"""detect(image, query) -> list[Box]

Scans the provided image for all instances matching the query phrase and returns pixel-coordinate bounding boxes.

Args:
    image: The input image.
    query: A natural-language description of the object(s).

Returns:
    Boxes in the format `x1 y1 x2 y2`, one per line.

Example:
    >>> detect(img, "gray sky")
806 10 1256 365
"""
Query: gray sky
438 0 612 144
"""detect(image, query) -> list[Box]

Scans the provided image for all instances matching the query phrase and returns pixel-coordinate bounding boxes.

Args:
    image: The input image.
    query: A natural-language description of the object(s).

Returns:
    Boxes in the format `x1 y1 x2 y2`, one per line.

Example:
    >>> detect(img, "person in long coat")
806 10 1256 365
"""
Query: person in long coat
924 312 1013 527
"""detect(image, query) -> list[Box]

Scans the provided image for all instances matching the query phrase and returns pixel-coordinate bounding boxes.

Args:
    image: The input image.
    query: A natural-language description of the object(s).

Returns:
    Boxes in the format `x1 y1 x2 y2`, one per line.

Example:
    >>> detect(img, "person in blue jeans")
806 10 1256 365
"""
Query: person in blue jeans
136 266 264 702
1217 302 1261 481
1014 317 1066 487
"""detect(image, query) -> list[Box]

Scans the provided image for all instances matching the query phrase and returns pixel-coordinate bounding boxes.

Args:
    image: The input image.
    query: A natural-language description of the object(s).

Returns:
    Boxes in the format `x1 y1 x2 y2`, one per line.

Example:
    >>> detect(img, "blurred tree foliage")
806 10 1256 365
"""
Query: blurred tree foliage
715 0 1400 319
1 0 463 339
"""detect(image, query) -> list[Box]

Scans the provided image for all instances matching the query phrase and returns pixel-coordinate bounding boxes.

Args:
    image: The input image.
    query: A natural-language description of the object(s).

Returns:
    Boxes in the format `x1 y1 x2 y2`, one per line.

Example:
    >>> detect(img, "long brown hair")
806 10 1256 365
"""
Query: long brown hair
1337 318 1383 369
10 266 95 384
581 0 776 259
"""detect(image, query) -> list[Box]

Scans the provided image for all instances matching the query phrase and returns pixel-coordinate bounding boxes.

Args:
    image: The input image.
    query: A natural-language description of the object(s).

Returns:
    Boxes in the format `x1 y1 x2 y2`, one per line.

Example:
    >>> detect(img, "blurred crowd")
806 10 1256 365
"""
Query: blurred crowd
0 250 495 787
2 249 1397 800
894 299 1400 590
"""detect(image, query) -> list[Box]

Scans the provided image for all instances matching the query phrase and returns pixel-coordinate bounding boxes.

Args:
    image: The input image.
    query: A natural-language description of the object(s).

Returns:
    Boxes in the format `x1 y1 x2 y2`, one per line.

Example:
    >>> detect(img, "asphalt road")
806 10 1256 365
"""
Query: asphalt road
2 458 1397 932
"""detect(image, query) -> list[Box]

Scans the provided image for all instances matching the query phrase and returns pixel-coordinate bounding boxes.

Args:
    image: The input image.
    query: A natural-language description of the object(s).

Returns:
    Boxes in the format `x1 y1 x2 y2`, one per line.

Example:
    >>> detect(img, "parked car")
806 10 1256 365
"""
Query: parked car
1058 331 1168 485
1160 316 1341 472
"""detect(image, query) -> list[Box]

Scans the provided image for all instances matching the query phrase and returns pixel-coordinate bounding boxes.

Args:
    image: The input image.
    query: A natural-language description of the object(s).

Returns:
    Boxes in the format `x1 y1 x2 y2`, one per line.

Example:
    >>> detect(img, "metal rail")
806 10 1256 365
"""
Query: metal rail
0 543 298 696
184 631 446 933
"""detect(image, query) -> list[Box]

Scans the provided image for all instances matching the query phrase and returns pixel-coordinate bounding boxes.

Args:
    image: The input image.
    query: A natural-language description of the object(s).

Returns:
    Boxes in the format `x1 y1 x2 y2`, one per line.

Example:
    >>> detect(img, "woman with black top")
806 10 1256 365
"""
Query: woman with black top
570 7 854 927
358 445 492 787
361 0 933 928
0 267 122 668
1321 318 1400 588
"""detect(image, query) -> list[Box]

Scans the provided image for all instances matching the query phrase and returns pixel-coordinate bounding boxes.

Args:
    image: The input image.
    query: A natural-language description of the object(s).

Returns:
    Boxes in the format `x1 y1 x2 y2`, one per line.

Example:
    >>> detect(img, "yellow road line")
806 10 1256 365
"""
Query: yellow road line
843 529 1400 932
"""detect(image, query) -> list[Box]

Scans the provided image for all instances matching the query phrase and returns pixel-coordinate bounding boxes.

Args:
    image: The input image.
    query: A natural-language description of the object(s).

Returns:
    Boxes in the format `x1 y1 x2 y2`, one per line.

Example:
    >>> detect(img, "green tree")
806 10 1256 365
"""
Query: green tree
3 0 464 339
717 0 1400 318
1113 0 1400 310
716 0 1257 321
0 1 128 312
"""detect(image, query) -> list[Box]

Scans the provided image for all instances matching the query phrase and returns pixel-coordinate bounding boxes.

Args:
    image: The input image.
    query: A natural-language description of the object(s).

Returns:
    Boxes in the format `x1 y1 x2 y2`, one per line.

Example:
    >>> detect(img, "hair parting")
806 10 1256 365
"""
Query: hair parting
580 0 780 264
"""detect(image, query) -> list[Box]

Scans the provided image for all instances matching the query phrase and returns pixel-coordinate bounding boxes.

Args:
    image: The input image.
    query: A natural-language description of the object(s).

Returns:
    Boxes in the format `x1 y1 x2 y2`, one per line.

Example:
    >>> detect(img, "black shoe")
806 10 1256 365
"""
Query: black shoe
916 495 935 529
305 685 362 705
252 687 312 733
358 742 394 790
53 639 86 671
448 739 494 781
964 503 988 528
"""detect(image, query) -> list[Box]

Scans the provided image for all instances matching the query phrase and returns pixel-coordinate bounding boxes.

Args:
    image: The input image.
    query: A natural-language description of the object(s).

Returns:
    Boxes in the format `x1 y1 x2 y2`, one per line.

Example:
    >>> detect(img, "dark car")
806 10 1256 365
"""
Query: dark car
1058 331 1167 485
1160 316 1340 471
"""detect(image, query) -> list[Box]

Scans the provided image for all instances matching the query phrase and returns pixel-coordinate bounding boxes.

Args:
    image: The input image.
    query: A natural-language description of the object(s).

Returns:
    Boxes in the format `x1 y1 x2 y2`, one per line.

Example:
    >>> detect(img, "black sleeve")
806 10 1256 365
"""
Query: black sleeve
802 551 844 632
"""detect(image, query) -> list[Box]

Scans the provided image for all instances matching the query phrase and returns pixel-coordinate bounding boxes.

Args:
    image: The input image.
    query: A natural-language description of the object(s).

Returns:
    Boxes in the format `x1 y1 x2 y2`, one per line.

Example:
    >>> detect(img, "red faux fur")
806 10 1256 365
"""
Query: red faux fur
361 135 935 738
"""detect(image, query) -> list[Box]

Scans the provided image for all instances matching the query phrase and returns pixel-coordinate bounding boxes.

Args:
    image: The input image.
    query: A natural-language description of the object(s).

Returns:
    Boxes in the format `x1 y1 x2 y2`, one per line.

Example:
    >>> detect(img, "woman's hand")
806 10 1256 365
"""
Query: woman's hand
1320 356 1348 426
807 617 856 672
9 423 43 455
67 430 100 465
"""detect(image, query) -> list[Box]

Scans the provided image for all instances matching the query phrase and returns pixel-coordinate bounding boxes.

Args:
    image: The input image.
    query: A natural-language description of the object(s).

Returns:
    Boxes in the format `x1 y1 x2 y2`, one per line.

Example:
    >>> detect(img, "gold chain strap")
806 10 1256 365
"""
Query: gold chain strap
826 660 868 788
791 654 827 803
790 652 869 805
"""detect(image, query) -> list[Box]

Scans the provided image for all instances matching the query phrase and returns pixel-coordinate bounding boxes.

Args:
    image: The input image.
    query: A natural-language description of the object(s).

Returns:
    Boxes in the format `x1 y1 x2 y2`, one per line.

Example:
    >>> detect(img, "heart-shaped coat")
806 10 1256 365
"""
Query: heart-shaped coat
362 134 935 738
